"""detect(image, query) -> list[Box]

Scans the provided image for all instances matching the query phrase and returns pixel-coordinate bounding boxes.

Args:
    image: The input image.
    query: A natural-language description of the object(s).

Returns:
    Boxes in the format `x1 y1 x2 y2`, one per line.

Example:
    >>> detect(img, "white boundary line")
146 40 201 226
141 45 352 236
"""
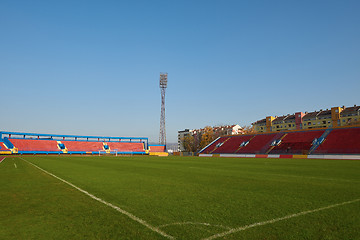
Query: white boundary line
20 157 174 239
158 222 231 230
0 157 6 164
203 198 360 240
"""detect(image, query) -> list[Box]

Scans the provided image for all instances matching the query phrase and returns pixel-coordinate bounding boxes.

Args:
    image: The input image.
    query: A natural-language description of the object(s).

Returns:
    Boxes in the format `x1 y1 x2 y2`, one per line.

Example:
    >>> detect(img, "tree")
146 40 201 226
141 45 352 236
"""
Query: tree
213 128 228 138
193 132 202 152
200 126 214 149
182 133 202 152
241 125 256 135
182 134 195 152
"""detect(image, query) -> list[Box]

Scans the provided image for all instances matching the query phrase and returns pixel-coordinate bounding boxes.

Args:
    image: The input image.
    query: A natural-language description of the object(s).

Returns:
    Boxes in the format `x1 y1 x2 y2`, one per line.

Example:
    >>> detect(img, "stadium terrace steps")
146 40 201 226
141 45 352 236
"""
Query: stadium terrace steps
0 131 149 155
262 132 286 153
106 142 145 153
314 127 360 154
149 145 166 152
212 135 252 154
0 142 11 153
200 137 226 154
269 130 325 155
2 137 14 149
237 133 277 154
61 141 104 153
265 133 287 154
199 127 360 156
308 129 332 154
208 138 229 153
9 139 62 153
235 135 256 153
5 139 146 154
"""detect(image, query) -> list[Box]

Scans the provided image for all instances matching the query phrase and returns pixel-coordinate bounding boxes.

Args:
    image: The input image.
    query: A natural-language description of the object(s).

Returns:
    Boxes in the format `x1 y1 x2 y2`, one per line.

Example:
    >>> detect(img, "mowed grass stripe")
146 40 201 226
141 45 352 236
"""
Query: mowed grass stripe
20 157 174 239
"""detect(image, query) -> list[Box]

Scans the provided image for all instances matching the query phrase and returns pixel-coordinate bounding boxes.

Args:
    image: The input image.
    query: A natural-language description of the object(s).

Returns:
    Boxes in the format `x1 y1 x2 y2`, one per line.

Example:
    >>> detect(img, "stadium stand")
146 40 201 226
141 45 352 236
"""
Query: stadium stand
0 142 5 150
212 135 253 154
269 130 325 155
0 142 11 154
9 139 61 153
0 131 149 155
107 142 145 153
62 141 104 153
2 137 14 149
237 133 280 154
149 145 166 152
314 127 360 154
2 128 359 156
200 137 229 154
199 126 360 157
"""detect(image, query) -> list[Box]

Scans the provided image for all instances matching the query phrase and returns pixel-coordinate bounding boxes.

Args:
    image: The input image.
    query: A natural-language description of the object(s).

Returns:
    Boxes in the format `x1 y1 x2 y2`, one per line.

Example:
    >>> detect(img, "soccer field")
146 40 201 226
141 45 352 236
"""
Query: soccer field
1 155 359 240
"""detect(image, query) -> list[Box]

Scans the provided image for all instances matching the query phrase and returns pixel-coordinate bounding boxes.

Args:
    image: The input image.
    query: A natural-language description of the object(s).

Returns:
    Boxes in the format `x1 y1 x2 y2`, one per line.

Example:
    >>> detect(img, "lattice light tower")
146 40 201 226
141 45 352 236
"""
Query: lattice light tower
159 73 168 146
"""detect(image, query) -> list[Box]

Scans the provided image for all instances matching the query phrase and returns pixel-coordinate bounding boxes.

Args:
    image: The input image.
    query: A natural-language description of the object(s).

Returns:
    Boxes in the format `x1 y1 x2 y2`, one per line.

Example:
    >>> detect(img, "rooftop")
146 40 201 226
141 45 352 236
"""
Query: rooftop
341 105 360 115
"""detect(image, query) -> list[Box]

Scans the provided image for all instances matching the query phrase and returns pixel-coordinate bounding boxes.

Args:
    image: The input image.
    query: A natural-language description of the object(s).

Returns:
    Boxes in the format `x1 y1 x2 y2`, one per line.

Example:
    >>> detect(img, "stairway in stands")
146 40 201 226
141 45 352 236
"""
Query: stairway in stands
2 137 14 150
210 137 231 153
265 133 287 154
235 135 255 153
308 129 332 154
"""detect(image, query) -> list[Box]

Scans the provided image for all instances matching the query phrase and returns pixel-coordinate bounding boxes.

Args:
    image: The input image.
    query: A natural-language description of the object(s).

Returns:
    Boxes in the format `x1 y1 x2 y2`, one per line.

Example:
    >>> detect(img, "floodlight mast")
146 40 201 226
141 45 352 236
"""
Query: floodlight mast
159 73 168 147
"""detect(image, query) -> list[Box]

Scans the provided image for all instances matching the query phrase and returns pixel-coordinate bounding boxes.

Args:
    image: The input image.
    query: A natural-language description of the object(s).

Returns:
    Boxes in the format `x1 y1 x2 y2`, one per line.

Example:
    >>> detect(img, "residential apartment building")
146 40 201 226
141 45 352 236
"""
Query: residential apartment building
252 105 359 133
177 129 193 152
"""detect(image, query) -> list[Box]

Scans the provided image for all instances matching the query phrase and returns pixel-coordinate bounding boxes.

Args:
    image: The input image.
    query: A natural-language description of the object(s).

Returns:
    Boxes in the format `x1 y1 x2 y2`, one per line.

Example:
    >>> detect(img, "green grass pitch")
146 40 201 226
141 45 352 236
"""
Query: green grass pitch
1 155 359 239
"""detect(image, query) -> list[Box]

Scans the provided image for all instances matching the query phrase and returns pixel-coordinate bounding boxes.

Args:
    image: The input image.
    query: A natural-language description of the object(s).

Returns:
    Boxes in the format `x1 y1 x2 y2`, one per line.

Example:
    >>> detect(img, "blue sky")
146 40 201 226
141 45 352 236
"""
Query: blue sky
1 0 359 143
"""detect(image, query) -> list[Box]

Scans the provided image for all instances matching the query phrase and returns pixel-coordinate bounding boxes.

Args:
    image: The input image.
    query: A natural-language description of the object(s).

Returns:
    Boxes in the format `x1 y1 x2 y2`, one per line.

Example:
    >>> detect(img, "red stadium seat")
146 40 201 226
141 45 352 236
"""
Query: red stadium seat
10 139 61 152
62 141 103 152
212 135 253 154
314 128 360 154
149 145 165 152
269 130 325 154
107 142 145 153
238 133 279 154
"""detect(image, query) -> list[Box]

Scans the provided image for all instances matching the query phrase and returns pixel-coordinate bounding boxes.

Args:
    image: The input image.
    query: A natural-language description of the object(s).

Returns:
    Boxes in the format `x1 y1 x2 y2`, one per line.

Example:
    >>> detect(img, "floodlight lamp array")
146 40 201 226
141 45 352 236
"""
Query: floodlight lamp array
159 73 168 88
